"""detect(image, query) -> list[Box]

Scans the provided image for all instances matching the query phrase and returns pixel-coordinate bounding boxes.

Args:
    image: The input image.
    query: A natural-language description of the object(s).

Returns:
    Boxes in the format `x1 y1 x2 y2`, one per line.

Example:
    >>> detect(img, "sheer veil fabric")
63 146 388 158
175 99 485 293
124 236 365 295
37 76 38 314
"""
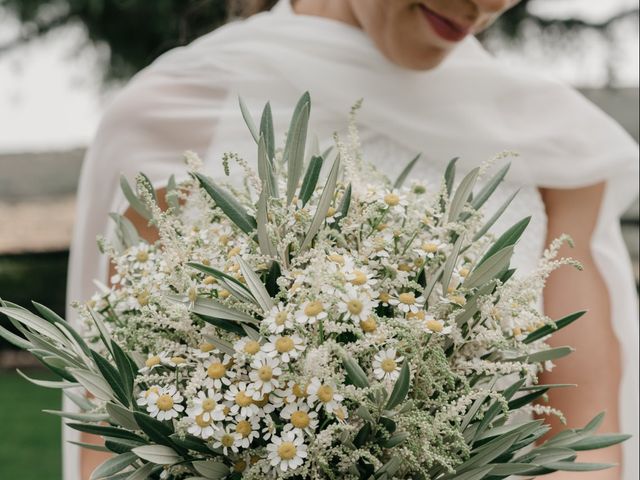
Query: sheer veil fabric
64 1 639 478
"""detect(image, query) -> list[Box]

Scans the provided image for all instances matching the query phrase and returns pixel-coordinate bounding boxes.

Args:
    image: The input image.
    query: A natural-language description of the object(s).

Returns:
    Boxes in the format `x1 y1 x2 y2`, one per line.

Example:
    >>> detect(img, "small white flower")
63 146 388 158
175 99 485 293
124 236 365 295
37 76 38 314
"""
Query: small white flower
262 335 306 363
263 303 295 334
378 189 408 213
203 355 236 389
266 431 308 473
233 337 262 362
281 401 319 435
139 351 169 373
224 382 259 418
337 288 376 323
389 291 425 313
186 389 225 423
372 348 404 382
212 425 242 455
423 316 453 335
343 266 377 289
232 417 260 448
136 385 161 407
306 377 344 415
295 300 328 325
145 385 185 421
414 239 446 259
249 355 282 398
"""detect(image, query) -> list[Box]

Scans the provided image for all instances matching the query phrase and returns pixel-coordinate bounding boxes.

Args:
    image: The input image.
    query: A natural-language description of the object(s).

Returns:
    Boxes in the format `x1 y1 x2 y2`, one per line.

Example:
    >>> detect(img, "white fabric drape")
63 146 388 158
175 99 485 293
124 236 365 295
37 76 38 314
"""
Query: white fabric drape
64 1 639 478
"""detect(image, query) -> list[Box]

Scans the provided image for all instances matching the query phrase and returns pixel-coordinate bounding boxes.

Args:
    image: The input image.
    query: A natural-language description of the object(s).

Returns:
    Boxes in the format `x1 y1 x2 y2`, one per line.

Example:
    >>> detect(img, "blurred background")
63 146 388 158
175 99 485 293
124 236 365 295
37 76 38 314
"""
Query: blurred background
0 0 638 478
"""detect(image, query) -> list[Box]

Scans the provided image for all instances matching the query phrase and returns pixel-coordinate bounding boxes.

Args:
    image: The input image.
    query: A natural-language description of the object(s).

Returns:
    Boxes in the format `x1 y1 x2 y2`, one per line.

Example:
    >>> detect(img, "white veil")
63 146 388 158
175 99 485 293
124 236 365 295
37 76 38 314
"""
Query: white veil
64 1 639 478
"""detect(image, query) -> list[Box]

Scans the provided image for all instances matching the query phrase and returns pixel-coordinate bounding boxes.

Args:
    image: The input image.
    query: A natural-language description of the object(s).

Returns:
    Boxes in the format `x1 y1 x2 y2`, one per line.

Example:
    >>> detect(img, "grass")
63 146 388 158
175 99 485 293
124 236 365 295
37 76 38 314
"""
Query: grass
0 370 62 480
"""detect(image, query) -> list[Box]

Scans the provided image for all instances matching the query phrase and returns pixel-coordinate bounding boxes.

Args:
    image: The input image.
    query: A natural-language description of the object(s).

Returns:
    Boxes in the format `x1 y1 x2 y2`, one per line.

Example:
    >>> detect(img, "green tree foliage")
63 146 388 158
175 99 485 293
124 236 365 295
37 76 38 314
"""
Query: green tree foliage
0 0 637 82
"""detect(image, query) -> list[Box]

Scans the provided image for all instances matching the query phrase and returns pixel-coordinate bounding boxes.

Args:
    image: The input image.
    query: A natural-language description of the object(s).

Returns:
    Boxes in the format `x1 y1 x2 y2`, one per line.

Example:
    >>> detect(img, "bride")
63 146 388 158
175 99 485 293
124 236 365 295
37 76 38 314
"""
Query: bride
65 0 639 479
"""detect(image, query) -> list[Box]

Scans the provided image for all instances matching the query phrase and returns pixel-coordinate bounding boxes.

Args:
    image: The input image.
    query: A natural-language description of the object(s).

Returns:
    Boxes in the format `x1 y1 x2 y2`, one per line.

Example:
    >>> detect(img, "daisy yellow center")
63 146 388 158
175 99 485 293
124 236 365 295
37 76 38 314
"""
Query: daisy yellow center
422 242 439 253
156 394 174 411
195 413 211 428
304 301 324 317
276 337 295 353
350 270 367 285
376 223 387 231
379 292 391 302
136 251 149 262
512 327 522 337
407 310 426 320
399 293 416 305
398 263 412 272
426 319 444 333
207 362 226 379
360 317 377 333
203 275 216 285
234 460 247 473
275 311 288 326
258 366 273 381
347 299 364 315
221 433 235 447
292 384 308 398
244 340 261 355
235 391 253 407
137 291 150 306
202 258 211 266
317 385 334 403
219 235 229 245
381 358 397 373
383 193 400 206
170 356 185 365
199 342 214 353
278 442 297 460
228 246 241 258
219 289 231 299
449 294 466 305
327 254 345 265
236 420 252 437
202 398 217 412
326 207 337 218
291 411 310 428
254 394 270 407
458 268 470 278
145 356 161 368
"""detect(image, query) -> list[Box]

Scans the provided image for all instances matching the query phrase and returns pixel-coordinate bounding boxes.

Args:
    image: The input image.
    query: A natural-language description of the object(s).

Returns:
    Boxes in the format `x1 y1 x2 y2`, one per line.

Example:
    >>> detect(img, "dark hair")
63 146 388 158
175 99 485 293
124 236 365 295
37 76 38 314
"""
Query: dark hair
227 0 280 18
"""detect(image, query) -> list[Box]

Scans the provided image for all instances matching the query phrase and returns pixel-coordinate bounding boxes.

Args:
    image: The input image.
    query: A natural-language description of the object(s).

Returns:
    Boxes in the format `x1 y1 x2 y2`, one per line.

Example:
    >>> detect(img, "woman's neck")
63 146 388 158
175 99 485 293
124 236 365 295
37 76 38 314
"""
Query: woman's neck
292 0 361 28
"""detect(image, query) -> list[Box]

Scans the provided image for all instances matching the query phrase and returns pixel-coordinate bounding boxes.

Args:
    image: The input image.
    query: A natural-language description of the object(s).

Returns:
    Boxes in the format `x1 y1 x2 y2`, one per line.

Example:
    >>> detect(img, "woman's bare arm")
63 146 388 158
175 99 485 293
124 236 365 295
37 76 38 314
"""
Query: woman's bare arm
80 189 166 478
539 183 623 480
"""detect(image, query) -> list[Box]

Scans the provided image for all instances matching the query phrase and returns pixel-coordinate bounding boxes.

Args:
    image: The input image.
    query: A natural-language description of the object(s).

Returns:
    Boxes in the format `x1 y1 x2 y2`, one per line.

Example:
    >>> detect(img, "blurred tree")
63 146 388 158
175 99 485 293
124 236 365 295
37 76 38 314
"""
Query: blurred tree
0 0 637 82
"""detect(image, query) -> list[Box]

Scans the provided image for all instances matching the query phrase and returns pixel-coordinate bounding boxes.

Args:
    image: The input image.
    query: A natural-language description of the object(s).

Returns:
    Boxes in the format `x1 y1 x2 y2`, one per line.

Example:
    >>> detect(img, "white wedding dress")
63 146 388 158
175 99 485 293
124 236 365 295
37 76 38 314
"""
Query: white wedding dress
64 1 638 478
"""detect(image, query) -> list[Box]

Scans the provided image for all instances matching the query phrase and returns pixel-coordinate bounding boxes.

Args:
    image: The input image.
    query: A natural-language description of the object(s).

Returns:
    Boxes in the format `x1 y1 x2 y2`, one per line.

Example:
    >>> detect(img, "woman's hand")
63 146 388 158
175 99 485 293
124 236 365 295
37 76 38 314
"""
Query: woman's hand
539 183 623 480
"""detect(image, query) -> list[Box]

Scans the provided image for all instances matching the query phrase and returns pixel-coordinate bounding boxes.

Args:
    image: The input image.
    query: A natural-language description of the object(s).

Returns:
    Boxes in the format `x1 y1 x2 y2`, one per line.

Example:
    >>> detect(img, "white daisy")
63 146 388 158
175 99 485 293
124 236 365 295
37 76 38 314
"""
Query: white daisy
372 348 404 382
389 291 425 313
232 417 260 448
295 300 328 325
139 351 170 373
212 425 242 455
233 337 262 362
306 377 344 415
145 385 185 421
203 355 236 389
337 288 376 323
263 303 294 334
261 334 306 363
192 342 218 359
414 239 447 259
379 189 409 213
186 389 225 423
136 385 161 407
424 316 453 335
281 401 319 435
248 355 282 398
224 382 259 418
344 266 377 289
266 431 308 473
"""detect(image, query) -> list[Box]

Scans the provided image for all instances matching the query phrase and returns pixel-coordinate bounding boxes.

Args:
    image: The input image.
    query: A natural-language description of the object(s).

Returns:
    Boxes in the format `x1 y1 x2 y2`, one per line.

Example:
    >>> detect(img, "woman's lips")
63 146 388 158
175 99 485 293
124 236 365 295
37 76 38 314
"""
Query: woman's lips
418 4 470 43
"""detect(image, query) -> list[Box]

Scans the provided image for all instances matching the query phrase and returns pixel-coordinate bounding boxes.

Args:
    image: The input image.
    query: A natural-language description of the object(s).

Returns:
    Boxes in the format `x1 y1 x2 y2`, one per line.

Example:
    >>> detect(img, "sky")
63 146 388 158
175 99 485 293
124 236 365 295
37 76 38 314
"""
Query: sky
0 0 638 153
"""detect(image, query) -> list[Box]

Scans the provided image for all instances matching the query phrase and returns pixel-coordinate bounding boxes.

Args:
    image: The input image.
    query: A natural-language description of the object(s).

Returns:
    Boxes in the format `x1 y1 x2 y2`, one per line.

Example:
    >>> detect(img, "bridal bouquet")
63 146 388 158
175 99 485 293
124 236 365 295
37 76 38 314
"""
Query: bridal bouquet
0 95 627 479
